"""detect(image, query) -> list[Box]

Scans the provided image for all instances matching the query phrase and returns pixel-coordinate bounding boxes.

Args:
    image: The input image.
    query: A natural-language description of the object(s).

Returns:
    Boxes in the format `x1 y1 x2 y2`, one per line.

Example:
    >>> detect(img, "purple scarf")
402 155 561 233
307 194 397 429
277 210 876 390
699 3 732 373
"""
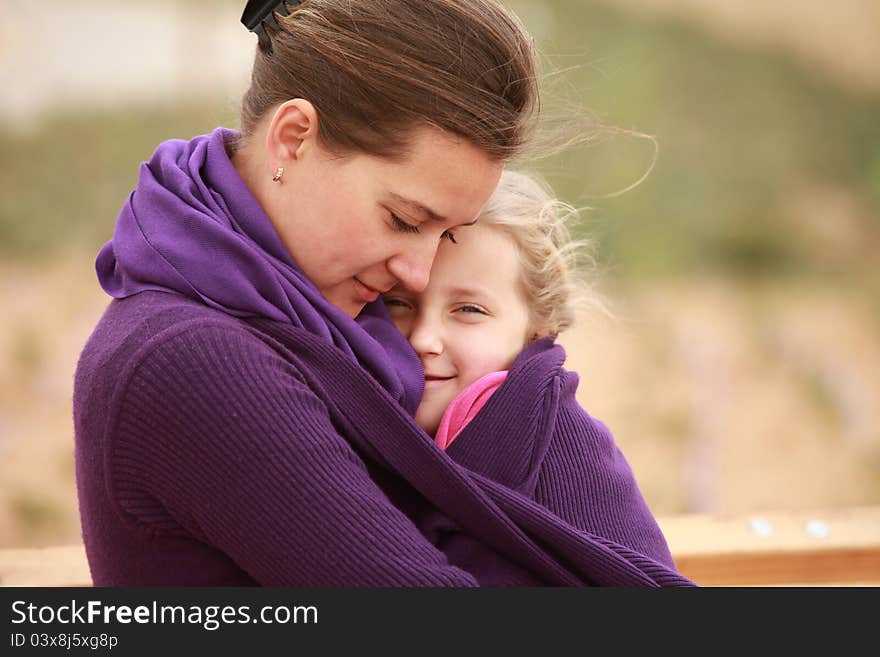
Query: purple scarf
262 323 694 586
96 128 423 415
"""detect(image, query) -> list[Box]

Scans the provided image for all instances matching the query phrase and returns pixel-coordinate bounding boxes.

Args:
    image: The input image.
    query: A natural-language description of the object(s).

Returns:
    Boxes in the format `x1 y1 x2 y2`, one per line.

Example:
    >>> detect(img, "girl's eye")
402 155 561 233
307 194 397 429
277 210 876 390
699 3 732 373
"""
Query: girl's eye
391 213 420 234
441 231 458 244
454 304 487 315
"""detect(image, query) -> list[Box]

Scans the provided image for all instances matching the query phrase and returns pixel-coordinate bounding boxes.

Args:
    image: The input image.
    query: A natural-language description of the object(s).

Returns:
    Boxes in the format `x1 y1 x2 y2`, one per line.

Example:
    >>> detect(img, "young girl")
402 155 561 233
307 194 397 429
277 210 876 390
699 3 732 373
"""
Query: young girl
383 170 677 569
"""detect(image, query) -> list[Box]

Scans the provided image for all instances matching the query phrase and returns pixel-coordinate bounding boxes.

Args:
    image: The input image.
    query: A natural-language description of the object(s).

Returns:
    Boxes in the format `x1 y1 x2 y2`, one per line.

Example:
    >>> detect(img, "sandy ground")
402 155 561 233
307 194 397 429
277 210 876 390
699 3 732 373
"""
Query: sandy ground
560 278 880 515
1 252 878 548
0 253 108 546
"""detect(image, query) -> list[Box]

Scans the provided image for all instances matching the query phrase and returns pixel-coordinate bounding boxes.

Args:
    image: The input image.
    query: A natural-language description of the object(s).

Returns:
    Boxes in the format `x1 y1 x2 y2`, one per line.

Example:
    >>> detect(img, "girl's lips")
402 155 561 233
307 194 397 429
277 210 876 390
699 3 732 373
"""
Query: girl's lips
424 376 455 389
353 277 379 303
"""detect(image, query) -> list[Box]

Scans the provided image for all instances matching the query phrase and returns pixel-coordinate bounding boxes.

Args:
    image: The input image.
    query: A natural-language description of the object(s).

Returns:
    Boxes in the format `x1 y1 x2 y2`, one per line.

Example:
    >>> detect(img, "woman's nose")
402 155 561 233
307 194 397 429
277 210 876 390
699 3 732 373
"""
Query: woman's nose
386 242 437 293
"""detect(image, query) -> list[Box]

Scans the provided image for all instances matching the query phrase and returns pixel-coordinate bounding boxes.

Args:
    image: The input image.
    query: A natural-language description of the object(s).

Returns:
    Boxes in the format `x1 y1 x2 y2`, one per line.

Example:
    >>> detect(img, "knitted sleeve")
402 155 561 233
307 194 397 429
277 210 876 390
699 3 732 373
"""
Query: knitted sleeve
533 372 677 569
443 362 677 571
104 321 478 586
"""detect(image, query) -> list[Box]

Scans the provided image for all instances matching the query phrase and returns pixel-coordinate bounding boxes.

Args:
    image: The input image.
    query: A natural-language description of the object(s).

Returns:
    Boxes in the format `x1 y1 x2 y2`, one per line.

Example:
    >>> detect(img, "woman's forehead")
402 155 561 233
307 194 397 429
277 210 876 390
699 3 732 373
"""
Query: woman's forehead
382 129 503 220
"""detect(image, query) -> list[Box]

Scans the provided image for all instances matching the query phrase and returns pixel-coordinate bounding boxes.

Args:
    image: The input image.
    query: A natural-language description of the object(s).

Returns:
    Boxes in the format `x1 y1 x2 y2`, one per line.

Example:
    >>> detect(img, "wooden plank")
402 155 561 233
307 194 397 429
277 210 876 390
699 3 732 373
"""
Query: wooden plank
0 544 91 587
673 547 880 586
658 506 880 586
1 507 878 587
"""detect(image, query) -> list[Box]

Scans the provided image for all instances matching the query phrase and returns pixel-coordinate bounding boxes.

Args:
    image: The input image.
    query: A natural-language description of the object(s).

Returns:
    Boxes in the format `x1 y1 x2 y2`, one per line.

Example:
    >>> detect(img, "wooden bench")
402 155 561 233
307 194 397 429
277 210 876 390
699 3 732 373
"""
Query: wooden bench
2 507 878 586
0 544 92 587
660 506 880 586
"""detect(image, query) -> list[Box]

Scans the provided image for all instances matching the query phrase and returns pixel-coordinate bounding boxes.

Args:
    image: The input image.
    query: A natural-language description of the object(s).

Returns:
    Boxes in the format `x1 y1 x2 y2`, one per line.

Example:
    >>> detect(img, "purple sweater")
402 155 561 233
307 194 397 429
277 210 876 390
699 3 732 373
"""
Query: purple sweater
74 291 474 585
75 291 689 586
74 129 693 586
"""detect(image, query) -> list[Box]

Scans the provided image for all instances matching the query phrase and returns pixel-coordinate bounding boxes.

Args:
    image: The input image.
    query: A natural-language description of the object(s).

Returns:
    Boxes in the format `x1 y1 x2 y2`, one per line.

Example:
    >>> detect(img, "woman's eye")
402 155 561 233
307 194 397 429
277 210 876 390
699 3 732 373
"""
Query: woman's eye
391 213 420 234
383 297 413 310
441 230 457 244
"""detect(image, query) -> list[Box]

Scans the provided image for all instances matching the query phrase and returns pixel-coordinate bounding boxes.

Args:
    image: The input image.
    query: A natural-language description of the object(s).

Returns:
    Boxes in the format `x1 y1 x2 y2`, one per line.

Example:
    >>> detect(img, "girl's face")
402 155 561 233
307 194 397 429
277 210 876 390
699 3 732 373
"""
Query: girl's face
262 111 503 318
384 223 532 435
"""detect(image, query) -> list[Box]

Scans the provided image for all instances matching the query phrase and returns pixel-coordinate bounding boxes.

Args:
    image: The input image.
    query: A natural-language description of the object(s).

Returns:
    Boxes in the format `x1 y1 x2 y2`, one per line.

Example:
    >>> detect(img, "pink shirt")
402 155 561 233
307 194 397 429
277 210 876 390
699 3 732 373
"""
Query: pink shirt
434 371 509 450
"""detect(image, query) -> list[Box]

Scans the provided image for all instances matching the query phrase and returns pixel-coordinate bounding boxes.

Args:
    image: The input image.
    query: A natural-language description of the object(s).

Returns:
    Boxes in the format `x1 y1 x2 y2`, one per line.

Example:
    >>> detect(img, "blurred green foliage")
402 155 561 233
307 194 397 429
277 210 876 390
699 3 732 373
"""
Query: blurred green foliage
1 0 879 285
1 105 237 257
518 0 880 281
10 490 63 536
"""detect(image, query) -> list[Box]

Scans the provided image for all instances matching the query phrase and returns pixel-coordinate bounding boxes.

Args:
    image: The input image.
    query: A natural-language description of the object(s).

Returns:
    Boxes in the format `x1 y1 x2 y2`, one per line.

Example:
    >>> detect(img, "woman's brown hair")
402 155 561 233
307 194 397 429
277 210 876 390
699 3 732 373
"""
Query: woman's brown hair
239 0 539 161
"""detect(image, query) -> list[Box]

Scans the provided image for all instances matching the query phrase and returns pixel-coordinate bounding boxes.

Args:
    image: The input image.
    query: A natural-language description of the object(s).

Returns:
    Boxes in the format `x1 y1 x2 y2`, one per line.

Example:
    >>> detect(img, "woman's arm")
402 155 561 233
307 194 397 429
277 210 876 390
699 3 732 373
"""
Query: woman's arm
445 366 677 570
532 378 677 569
105 322 478 586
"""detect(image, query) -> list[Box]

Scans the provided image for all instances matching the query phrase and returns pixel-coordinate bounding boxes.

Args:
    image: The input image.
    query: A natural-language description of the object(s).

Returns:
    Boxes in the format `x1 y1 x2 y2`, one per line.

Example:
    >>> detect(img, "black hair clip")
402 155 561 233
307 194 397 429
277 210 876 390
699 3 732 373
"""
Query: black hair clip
241 1 301 51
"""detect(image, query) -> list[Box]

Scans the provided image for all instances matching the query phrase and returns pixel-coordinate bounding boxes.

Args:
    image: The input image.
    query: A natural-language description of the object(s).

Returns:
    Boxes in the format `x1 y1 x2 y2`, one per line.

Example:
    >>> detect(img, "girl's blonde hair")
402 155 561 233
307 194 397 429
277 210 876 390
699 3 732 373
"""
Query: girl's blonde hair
478 170 603 336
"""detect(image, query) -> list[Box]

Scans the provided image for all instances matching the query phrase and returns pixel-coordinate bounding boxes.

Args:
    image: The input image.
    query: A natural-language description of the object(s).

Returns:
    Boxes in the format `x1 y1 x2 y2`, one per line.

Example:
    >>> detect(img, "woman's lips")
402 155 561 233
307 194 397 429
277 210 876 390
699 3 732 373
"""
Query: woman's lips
353 277 380 303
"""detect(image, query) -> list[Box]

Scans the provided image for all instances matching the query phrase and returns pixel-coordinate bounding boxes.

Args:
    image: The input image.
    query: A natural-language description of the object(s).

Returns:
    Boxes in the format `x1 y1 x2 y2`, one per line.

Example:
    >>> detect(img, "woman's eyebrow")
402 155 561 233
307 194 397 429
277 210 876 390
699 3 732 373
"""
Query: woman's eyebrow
388 193 449 223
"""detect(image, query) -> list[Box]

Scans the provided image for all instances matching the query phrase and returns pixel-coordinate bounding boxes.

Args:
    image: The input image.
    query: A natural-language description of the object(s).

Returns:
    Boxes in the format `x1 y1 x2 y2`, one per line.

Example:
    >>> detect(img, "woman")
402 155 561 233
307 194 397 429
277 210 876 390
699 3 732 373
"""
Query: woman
73 0 692 586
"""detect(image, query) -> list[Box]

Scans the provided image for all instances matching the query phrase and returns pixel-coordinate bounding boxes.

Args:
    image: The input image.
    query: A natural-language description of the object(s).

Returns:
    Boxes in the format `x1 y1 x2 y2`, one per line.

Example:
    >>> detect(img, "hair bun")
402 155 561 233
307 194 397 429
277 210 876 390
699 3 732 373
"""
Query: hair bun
241 1 301 52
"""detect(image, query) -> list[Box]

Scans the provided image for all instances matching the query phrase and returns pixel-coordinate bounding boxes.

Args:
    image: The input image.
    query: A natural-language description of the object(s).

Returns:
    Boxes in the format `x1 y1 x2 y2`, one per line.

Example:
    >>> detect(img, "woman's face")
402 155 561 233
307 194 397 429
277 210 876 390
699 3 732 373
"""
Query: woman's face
383 224 533 435
264 111 504 318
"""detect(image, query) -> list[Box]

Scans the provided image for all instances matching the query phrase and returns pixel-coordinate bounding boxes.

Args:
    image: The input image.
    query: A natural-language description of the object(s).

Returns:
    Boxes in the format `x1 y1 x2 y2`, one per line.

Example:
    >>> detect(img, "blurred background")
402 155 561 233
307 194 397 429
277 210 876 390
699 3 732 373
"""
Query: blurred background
1 0 878 549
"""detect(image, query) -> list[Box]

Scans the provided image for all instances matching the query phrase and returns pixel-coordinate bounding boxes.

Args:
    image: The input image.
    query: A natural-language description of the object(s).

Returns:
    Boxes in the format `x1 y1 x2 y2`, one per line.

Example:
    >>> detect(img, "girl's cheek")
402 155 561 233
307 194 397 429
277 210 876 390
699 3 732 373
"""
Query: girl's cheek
453 324 492 354
467 332 515 373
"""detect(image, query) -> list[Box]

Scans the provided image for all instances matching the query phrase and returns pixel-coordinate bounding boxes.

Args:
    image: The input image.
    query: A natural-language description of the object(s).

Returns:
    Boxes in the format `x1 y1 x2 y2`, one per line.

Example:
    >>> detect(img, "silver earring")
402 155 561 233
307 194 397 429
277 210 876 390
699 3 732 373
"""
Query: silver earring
272 166 284 183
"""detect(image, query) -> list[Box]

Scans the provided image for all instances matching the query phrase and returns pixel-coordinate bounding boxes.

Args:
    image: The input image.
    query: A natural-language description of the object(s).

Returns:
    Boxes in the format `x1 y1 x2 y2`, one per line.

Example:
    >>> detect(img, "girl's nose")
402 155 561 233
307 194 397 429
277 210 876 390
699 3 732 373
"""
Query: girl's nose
408 314 443 357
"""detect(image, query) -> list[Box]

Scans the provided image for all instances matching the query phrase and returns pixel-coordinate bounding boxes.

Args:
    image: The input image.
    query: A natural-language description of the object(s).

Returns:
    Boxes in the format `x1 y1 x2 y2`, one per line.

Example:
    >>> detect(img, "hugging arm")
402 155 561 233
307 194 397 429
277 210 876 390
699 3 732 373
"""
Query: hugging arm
533 393 677 569
447 369 678 570
106 323 478 586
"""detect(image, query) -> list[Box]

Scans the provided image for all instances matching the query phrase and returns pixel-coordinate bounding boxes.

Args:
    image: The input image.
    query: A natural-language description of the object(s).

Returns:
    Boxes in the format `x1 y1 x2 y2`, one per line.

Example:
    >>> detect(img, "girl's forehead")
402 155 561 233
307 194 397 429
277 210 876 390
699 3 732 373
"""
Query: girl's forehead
437 223 519 269
385 223 525 307
427 226 524 297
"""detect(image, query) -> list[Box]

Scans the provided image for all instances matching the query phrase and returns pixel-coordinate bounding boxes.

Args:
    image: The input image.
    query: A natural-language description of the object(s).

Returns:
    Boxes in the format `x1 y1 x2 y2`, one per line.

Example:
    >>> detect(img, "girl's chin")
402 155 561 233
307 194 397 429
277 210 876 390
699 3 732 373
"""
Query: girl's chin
417 379 462 433
415 416 441 437
415 400 449 437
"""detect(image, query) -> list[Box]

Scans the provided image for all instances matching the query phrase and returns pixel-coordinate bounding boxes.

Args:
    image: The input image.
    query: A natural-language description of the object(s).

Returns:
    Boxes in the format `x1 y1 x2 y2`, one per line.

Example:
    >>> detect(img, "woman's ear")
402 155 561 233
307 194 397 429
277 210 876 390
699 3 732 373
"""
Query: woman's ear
265 99 320 165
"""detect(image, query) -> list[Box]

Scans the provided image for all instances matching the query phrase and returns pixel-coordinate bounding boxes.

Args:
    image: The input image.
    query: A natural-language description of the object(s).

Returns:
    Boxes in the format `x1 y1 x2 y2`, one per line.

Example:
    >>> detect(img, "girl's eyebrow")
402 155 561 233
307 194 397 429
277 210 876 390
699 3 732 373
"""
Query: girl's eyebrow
446 285 492 299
